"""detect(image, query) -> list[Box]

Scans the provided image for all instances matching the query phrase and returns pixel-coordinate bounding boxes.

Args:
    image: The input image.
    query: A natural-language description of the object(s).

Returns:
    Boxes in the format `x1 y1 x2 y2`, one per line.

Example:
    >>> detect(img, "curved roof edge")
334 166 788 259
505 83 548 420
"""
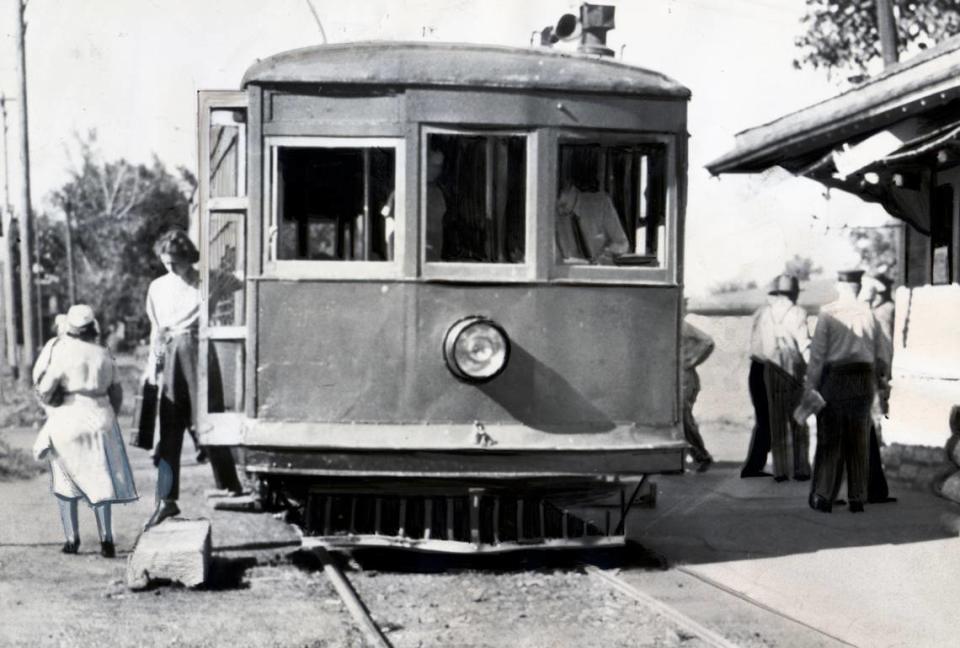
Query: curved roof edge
707 34 960 175
241 41 691 99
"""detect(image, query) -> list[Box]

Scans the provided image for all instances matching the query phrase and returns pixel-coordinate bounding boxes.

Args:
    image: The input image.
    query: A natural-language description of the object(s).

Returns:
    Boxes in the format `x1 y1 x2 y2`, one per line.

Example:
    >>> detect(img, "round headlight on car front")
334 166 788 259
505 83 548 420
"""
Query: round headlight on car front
442 316 510 383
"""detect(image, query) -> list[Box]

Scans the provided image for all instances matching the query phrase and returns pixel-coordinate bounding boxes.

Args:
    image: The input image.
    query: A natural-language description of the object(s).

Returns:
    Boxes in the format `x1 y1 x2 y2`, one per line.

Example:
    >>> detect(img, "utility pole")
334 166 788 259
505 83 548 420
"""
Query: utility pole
0 95 19 378
14 0 37 384
876 0 899 68
64 199 76 305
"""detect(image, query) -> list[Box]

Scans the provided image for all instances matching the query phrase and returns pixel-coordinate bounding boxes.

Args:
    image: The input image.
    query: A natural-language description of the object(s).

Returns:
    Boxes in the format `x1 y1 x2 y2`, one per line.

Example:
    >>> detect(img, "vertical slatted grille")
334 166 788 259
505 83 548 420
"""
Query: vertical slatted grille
302 492 613 545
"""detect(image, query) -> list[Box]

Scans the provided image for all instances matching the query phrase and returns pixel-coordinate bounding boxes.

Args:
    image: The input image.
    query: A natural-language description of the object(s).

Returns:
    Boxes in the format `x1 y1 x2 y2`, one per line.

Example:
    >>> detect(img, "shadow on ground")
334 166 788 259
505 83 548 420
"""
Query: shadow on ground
289 542 667 576
621 463 960 566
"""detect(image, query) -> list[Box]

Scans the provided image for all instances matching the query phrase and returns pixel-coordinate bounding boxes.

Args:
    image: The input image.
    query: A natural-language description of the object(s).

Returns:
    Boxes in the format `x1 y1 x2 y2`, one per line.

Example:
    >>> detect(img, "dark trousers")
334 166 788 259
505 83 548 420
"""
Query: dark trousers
868 424 890 502
742 360 771 476
155 335 196 501
156 334 242 501
812 363 874 505
764 363 811 479
682 368 712 463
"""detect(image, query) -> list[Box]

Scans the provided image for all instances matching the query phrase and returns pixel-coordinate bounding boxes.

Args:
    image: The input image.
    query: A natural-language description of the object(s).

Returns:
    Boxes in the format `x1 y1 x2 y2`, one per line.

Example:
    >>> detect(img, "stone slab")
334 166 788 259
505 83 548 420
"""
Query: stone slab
126 519 211 590
210 510 301 551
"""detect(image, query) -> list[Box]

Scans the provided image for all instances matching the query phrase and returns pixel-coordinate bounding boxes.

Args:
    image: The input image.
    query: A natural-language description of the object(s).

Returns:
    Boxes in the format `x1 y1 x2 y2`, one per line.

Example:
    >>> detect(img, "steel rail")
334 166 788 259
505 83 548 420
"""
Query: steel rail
675 566 857 648
581 563 741 648
310 546 393 648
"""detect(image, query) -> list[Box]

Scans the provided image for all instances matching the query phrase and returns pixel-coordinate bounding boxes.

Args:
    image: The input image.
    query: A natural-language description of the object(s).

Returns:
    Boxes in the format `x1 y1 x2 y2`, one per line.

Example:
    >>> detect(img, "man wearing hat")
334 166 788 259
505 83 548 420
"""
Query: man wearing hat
806 269 890 513
742 273 812 480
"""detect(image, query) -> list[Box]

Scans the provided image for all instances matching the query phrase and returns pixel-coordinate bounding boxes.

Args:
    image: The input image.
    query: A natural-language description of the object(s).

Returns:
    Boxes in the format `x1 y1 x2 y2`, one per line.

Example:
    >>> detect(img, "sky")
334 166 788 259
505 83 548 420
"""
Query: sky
0 0 895 295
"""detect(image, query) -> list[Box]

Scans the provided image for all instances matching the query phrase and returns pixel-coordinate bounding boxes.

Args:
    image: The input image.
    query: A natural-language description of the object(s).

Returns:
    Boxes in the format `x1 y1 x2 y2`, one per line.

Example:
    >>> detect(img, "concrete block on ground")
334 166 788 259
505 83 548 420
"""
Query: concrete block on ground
126 519 211 590
210 510 301 551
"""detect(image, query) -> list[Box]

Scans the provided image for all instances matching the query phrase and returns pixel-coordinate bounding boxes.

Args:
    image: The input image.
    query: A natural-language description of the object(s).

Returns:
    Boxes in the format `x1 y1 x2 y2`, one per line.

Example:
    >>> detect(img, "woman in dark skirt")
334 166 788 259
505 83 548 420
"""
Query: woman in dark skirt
142 229 240 529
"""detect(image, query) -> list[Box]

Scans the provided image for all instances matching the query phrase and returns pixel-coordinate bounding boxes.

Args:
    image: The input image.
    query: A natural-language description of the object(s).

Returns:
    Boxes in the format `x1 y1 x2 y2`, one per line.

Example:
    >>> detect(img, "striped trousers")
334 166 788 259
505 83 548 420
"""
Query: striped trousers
763 362 811 479
812 363 875 505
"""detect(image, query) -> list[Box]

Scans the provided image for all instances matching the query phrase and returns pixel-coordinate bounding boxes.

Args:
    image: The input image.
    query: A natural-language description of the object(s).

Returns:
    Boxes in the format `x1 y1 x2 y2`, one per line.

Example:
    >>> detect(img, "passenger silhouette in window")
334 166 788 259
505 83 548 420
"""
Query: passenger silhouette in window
556 182 629 266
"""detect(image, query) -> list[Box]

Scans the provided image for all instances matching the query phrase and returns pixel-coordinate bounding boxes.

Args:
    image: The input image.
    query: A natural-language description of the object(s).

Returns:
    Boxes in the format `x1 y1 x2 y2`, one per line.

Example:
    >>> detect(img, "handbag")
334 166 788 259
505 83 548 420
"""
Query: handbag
34 338 65 407
130 380 159 450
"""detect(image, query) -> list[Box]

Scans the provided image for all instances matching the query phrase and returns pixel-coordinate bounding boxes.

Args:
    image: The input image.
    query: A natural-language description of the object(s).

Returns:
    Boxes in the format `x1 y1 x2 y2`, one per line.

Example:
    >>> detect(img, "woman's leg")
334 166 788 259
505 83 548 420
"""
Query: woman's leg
93 503 113 543
57 497 80 547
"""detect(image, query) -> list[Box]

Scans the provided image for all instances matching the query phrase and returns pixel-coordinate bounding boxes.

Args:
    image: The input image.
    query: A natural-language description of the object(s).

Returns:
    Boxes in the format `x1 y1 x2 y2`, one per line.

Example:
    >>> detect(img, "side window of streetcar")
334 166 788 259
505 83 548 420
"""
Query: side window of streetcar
209 109 246 198
425 133 526 263
276 147 396 261
556 143 667 267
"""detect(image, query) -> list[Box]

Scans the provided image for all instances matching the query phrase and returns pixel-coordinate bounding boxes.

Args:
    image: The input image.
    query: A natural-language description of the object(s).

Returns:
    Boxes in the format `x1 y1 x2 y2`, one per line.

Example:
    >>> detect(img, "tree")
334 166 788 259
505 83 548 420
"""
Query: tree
49 133 194 334
783 254 822 281
849 226 899 277
794 1 960 74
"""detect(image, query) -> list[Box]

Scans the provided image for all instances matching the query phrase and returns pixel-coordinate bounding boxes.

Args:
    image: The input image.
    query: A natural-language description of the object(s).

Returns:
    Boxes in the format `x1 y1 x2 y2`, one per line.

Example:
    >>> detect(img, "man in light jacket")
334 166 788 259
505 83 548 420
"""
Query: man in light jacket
807 270 890 513
742 274 812 480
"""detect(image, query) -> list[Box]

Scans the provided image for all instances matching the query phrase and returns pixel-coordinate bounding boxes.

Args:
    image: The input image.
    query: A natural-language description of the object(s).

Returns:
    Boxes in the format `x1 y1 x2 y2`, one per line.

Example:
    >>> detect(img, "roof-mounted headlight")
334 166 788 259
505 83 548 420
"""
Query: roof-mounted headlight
443 316 510 383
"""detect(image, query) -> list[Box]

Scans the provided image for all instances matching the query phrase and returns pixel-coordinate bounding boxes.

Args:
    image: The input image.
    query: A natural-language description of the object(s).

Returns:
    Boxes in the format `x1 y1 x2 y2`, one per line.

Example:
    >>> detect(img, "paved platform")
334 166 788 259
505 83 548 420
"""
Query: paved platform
630 461 960 648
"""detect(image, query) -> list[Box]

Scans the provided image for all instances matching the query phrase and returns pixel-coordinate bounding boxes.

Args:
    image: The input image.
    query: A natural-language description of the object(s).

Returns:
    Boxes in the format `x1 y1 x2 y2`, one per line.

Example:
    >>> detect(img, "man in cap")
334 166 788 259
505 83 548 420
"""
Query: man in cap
806 270 890 513
742 273 812 480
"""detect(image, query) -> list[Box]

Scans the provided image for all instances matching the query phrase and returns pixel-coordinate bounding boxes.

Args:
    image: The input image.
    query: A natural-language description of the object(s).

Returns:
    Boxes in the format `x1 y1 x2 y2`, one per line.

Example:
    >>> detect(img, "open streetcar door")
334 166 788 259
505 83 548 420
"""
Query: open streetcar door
196 91 248 445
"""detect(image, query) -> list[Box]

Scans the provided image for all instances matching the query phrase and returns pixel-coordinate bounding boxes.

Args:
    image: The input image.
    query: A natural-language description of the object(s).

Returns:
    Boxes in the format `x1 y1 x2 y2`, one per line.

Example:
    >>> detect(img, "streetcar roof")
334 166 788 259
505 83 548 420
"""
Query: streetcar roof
242 41 690 99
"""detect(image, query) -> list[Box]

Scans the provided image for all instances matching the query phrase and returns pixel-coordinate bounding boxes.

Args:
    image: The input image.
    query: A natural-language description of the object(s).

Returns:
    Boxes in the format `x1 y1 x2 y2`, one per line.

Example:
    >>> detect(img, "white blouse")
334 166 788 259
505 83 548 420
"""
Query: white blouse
146 271 200 360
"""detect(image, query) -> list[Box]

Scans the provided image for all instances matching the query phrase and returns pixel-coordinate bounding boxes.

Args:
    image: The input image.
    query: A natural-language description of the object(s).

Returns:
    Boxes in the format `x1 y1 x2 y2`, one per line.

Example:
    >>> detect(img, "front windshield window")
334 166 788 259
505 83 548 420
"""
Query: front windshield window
424 133 526 264
556 142 667 267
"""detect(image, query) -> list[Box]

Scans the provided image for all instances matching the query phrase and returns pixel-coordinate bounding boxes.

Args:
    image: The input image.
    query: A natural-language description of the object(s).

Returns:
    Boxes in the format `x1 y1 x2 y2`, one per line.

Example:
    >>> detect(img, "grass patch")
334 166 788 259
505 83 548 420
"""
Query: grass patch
0 436 47 482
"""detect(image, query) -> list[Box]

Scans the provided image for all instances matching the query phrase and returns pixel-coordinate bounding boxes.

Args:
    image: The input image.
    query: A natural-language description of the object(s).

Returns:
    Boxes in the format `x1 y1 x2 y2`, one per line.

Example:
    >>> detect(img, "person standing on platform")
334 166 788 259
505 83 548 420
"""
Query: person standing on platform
806 270 890 513
862 273 897 504
681 309 716 473
742 274 812 480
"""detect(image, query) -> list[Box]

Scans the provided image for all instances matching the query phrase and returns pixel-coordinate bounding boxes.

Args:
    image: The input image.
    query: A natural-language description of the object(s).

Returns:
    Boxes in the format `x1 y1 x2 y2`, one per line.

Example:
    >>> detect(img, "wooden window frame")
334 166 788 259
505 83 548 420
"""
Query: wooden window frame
547 131 678 286
420 126 538 282
262 136 406 280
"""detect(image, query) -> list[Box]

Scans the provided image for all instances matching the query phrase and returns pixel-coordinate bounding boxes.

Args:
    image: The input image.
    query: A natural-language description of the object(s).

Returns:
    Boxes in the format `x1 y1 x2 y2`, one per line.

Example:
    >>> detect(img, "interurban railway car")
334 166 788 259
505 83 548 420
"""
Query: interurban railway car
195 7 691 551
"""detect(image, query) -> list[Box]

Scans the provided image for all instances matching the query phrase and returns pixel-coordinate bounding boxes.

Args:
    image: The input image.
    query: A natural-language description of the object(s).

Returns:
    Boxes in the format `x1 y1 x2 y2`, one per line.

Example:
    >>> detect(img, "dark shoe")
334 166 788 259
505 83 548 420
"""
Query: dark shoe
144 501 181 530
867 496 897 504
793 474 811 482
696 458 714 473
61 540 80 554
195 448 208 464
100 541 116 558
849 501 865 513
808 493 832 513
774 475 789 483
741 470 773 478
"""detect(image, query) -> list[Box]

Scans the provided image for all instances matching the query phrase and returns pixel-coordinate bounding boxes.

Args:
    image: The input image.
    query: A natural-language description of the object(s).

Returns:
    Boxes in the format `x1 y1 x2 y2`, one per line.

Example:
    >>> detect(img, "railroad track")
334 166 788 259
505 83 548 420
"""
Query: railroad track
310 546 394 648
304 543 754 648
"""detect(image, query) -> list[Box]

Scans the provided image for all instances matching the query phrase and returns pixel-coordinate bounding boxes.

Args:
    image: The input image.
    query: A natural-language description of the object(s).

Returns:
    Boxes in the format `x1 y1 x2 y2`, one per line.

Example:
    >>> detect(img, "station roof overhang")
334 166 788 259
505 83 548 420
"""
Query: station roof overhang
706 35 960 234
241 41 691 100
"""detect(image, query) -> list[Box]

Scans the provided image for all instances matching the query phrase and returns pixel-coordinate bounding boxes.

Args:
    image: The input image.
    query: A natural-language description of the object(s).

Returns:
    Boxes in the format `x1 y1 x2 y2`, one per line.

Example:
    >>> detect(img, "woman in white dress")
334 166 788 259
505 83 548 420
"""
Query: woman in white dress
32 305 138 557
